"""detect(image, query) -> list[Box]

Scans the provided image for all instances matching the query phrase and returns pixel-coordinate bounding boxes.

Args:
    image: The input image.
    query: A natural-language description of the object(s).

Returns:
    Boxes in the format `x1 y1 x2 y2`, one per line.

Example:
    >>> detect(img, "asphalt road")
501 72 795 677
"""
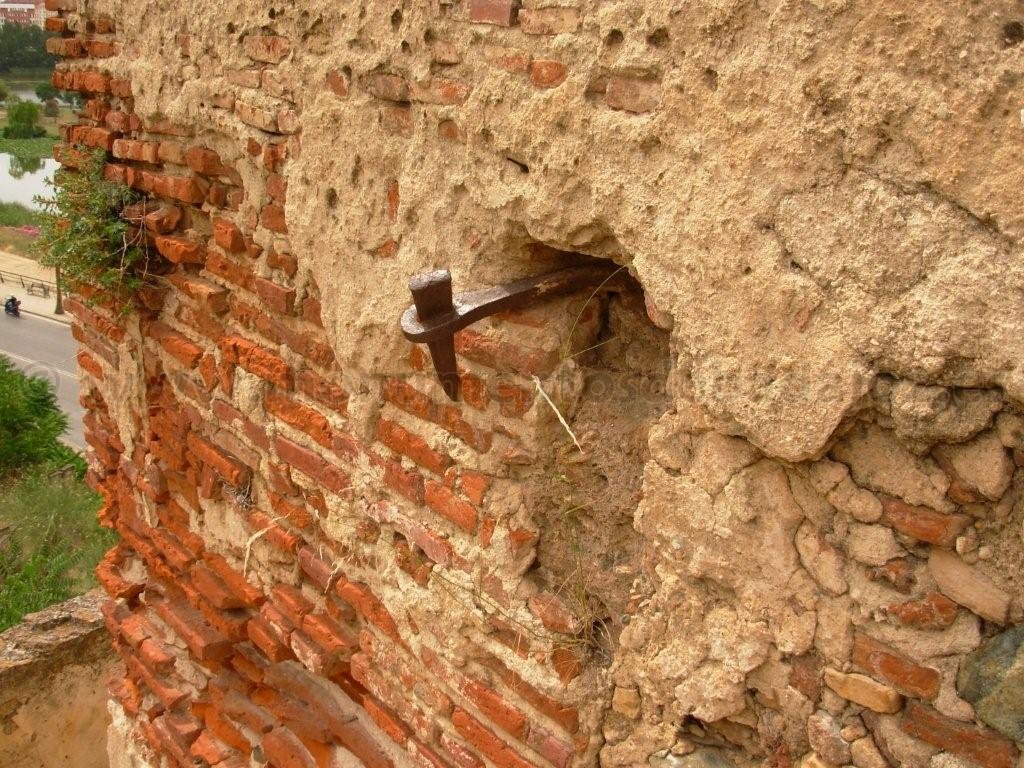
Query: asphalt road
0 313 84 448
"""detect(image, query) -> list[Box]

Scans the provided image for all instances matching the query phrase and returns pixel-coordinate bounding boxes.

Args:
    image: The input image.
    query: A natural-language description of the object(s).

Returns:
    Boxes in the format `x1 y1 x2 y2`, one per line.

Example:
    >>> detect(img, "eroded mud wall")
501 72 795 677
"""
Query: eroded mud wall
46 1 1024 767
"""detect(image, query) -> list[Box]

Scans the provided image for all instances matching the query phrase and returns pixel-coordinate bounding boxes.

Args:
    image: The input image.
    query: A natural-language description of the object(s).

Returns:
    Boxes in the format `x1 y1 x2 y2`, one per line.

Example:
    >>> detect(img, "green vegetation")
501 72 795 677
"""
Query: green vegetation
0 358 111 632
34 82 57 102
36 148 150 303
0 227 40 258
3 99 44 139
0 26 56 73
0 201 40 228
0 134 56 170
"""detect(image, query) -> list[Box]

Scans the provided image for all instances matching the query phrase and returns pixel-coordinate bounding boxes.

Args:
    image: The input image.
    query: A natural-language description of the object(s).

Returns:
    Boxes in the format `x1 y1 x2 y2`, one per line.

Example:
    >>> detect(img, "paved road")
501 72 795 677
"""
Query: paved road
0 312 84 448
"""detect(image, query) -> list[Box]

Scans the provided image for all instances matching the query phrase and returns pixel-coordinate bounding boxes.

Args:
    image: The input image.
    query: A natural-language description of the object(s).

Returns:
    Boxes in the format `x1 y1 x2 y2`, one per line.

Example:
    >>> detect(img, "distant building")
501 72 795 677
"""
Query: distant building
0 0 50 27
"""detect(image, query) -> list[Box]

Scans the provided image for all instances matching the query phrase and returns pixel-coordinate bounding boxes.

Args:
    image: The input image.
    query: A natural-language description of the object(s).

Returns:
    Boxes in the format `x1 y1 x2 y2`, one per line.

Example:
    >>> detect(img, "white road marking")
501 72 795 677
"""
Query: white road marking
0 349 75 377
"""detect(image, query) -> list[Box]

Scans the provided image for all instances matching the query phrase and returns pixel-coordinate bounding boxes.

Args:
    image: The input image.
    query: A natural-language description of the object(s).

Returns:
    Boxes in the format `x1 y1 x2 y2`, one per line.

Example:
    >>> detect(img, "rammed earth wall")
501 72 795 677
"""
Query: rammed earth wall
44 1 1024 767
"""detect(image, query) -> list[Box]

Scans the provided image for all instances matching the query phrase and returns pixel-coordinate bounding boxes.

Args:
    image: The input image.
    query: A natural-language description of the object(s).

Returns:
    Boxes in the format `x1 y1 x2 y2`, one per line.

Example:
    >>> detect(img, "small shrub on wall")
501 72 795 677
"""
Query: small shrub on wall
35 147 150 308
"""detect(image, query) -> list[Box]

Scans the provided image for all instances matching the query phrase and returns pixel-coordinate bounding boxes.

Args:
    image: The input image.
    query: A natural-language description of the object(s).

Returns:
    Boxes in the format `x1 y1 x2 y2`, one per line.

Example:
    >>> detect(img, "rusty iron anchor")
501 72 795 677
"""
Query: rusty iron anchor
400 263 622 401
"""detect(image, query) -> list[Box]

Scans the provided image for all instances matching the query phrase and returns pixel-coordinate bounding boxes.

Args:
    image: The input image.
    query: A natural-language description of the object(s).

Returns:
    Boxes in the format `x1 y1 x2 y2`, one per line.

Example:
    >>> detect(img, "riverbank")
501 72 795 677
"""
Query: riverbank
0 136 57 168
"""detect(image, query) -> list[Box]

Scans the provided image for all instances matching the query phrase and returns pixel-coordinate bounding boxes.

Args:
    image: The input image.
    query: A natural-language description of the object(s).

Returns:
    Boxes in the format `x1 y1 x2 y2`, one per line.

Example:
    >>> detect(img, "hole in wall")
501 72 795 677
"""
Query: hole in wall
703 67 719 91
401 40 411 54
325 188 338 208
517 247 670 665
1002 20 1024 47
647 27 670 48
226 22 236 33
605 29 624 48
391 9 403 29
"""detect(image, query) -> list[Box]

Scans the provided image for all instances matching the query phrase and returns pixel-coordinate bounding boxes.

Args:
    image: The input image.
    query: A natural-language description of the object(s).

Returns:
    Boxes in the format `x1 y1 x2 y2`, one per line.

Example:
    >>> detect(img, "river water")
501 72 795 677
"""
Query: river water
0 153 57 209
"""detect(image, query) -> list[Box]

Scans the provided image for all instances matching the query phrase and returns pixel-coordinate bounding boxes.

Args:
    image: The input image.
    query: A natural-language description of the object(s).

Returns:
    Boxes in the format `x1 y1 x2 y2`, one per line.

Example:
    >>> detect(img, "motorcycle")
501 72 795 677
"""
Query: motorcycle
4 297 21 318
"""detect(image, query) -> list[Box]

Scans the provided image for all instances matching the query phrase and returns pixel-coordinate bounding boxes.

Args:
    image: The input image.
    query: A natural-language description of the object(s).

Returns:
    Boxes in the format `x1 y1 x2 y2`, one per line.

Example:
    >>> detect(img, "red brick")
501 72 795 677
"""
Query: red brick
266 392 332 448
452 709 539 768
425 480 478 532
261 203 288 233
167 272 229 313
879 496 971 547
112 138 159 163
413 77 473 105
220 336 292 389
884 591 958 630
439 733 486 768
382 379 491 452
248 616 295 662
302 613 356 655
191 730 235 765
901 701 1018 768
459 471 492 506
376 418 451 475
298 546 336 591
274 435 349 494
296 369 348 414
479 653 578 733
550 646 582 684
363 72 411 101
336 580 400 641
253 275 296 314
186 433 249 486
212 217 245 253
243 34 291 63
138 637 176 674
206 250 253 290
852 632 940 700
269 491 315 529
155 234 206 265
370 453 425 503
203 552 265 607
186 146 224 175
530 60 567 88
454 329 558 377
528 591 582 635
326 69 349 98
468 0 518 26
77 350 105 380
605 76 662 113
153 598 233 663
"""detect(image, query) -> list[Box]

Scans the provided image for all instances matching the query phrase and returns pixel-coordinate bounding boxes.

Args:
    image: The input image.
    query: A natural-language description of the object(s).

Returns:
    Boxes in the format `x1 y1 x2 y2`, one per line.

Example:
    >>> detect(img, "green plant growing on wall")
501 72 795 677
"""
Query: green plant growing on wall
35 147 150 305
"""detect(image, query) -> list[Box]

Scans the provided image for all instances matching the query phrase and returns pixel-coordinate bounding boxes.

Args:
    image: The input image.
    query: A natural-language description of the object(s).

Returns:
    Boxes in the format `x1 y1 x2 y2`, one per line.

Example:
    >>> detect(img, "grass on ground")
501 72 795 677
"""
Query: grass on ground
0 357 111 632
0 227 39 259
0 134 58 168
0 201 40 227
0 468 110 630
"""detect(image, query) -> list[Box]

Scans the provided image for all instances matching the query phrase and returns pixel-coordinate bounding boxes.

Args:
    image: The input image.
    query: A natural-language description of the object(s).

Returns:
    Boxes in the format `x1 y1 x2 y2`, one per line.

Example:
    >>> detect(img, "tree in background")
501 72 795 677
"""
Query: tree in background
0 79 9 102
2 98 45 139
34 82 57 101
0 358 71 473
0 25 56 72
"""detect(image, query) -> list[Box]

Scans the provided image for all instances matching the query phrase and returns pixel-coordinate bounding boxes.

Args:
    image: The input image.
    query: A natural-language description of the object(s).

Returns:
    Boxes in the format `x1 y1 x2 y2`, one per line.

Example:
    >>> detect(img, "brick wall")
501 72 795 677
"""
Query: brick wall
44 1 1024 768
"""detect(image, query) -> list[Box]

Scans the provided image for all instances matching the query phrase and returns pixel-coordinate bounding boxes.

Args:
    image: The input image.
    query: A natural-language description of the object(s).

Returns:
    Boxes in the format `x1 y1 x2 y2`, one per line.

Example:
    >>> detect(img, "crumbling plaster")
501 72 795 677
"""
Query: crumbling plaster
90 0 1024 461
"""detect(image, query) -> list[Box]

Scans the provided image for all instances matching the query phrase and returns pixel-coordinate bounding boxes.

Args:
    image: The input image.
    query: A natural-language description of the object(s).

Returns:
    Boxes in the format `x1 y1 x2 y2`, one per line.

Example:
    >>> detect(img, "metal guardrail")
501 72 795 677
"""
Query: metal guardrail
0 268 57 298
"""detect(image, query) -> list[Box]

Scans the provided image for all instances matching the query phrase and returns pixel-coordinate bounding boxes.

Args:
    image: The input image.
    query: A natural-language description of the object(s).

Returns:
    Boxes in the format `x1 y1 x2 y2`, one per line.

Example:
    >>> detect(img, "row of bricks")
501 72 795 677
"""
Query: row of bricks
99 514 582 768
97 481 580 768
83 365 584 759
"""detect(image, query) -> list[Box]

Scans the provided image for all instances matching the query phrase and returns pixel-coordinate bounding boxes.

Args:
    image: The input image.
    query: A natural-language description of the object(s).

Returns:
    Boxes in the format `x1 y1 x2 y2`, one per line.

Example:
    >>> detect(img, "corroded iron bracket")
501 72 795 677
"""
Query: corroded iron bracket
400 264 620 401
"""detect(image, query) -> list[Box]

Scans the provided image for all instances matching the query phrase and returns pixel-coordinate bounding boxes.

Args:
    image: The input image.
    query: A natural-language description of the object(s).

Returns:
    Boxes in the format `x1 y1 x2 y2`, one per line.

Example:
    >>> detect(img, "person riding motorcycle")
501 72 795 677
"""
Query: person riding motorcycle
4 296 20 316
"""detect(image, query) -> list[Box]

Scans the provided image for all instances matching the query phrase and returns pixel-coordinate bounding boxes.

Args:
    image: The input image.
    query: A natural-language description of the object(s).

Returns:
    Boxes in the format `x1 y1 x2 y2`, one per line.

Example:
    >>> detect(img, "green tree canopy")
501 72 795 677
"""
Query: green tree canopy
0 357 69 475
0 25 56 72
34 82 57 101
3 98 44 139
